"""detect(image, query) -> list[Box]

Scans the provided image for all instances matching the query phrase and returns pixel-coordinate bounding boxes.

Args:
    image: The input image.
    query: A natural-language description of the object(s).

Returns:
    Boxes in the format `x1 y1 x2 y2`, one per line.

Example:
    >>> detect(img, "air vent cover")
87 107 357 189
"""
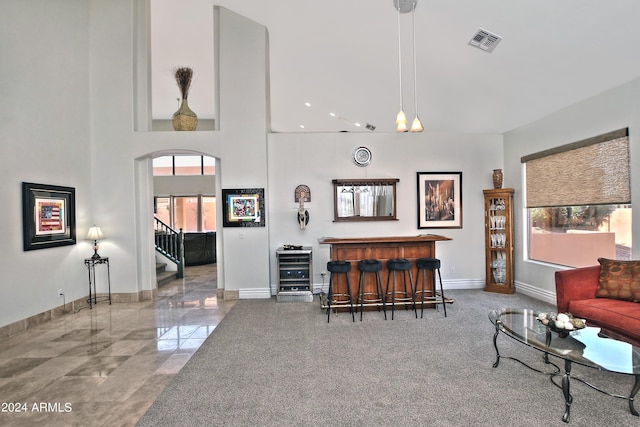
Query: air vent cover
469 29 502 53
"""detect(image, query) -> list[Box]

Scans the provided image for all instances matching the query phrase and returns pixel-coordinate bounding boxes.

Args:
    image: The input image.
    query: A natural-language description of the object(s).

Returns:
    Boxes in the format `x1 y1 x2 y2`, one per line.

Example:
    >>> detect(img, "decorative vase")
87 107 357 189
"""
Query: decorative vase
492 169 503 189
172 67 197 131
172 99 198 131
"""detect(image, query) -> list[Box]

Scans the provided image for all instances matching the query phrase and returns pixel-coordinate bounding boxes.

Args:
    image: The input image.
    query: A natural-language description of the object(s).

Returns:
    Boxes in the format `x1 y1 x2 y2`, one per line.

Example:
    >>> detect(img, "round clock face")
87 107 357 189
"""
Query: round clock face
353 146 372 166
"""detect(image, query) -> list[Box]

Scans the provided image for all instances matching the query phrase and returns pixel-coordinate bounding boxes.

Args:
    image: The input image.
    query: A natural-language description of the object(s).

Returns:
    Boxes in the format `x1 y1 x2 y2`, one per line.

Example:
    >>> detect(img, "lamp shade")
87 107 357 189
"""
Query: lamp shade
410 116 423 132
87 226 104 241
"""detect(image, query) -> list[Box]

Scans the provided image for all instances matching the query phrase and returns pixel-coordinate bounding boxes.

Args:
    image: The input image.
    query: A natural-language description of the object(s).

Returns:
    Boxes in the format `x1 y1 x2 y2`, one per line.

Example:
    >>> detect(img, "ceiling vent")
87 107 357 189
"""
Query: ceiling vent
469 28 502 53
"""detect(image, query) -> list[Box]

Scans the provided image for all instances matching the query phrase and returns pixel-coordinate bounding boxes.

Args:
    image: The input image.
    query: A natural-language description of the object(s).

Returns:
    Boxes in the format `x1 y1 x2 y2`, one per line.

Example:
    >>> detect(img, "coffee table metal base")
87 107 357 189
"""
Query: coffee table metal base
492 313 639 423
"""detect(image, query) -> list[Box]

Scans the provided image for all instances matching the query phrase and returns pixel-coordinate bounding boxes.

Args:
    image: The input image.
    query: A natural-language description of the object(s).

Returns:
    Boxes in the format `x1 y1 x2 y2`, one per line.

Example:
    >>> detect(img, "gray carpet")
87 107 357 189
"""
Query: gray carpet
138 290 637 426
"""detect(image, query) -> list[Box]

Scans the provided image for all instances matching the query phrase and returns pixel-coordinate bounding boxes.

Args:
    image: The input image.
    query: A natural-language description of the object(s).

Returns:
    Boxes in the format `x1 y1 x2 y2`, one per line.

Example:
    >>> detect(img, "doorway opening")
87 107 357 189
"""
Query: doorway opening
151 153 220 300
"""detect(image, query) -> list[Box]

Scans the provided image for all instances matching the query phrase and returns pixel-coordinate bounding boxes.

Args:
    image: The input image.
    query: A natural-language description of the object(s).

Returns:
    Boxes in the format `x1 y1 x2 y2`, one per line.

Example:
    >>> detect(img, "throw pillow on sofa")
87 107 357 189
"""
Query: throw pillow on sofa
596 257 640 302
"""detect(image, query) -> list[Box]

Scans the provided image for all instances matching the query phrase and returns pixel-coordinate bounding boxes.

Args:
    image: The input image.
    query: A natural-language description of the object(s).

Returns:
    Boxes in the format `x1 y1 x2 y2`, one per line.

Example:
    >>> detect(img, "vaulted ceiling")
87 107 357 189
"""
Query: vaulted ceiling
159 0 640 134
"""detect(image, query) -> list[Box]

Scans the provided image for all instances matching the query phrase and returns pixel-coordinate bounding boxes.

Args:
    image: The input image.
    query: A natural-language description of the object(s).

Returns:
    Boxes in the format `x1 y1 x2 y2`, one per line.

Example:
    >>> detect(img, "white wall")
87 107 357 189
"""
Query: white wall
0 0 93 327
129 6 271 298
0 2 273 330
13 0 621 329
504 76 640 303
267 131 503 294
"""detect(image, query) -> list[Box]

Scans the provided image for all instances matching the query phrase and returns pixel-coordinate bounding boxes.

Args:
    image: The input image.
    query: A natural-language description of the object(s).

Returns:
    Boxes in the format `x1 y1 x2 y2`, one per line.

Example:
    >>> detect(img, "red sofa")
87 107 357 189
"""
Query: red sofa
555 265 640 346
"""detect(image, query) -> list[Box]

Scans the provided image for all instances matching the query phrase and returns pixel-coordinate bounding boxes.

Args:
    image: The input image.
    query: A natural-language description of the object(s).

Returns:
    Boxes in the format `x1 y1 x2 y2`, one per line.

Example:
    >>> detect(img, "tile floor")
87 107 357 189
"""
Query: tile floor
0 264 235 427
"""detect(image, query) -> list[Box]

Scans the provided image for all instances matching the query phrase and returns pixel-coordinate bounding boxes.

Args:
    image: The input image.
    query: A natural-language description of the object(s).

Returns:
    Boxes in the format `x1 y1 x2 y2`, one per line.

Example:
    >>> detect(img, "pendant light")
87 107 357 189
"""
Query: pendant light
395 1 408 132
410 1 423 132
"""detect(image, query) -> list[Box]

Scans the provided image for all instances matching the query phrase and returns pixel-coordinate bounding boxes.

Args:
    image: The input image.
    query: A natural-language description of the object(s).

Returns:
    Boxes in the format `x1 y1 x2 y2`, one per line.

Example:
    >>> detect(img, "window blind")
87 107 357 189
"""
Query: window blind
521 128 630 208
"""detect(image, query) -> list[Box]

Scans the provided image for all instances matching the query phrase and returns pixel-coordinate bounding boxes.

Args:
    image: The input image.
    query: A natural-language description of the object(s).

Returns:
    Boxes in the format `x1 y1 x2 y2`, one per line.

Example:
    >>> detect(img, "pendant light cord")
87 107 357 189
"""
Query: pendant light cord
412 3 418 116
397 4 403 112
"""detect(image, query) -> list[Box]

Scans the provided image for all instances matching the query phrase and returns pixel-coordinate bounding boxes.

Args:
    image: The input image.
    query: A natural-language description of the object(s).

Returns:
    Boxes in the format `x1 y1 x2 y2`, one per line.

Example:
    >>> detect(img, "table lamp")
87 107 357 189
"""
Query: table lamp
87 225 104 259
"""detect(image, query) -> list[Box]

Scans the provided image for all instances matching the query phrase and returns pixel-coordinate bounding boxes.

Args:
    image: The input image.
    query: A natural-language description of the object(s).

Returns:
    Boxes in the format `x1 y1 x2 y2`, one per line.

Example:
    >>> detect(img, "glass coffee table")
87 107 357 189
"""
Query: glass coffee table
489 308 640 423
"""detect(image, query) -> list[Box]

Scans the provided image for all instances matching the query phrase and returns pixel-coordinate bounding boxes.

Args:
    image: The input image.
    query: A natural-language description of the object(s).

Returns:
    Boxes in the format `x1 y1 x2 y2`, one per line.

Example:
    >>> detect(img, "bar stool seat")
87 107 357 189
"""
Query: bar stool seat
385 258 417 320
356 260 386 321
326 261 354 322
415 257 447 317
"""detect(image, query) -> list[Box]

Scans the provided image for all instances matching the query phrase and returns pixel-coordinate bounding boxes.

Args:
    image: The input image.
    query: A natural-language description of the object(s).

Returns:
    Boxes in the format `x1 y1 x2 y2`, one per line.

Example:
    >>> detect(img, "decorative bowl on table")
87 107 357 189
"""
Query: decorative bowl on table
537 312 586 338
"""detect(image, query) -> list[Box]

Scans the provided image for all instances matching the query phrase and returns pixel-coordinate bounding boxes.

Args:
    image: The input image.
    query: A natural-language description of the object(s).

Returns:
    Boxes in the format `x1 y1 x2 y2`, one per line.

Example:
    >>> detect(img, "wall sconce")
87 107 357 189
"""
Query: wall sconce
86 225 104 259
295 185 310 230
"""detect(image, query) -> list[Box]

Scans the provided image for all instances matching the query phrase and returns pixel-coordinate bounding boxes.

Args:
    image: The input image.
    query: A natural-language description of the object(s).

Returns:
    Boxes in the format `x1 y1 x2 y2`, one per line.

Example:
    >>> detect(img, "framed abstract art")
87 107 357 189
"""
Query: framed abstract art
221 188 265 227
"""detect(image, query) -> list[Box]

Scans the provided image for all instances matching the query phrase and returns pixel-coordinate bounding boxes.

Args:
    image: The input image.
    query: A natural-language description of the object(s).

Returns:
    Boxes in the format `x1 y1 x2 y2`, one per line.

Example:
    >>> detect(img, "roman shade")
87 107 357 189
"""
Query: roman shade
521 128 630 208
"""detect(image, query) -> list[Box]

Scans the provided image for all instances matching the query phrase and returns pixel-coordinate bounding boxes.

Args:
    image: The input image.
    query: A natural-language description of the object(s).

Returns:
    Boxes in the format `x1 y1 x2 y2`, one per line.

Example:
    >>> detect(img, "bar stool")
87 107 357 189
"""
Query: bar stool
356 260 387 321
415 258 447 318
326 261 355 323
385 258 417 320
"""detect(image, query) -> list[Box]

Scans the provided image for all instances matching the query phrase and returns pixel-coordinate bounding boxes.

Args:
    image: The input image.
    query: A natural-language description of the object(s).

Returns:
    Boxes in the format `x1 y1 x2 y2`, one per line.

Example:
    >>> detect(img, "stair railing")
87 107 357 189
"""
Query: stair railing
154 217 185 278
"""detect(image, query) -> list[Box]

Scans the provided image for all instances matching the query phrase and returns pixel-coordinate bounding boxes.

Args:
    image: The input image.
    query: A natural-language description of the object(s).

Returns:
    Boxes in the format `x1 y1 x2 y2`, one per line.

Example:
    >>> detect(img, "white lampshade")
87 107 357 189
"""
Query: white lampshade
396 110 408 132
410 116 423 132
87 226 104 241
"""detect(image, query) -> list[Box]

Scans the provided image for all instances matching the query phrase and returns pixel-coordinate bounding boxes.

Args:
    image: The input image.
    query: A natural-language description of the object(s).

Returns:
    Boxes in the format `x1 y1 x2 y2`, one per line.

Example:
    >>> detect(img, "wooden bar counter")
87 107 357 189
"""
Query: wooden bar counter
319 235 451 308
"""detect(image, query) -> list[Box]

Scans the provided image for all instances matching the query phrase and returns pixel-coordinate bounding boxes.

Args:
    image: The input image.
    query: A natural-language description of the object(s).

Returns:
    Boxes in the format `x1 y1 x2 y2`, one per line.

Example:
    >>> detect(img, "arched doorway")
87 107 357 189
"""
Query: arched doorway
134 151 223 302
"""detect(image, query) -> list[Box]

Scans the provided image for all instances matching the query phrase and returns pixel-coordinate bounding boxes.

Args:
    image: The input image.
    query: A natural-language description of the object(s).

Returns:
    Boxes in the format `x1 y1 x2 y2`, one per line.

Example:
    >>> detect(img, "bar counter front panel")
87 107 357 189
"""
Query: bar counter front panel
319 235 451 307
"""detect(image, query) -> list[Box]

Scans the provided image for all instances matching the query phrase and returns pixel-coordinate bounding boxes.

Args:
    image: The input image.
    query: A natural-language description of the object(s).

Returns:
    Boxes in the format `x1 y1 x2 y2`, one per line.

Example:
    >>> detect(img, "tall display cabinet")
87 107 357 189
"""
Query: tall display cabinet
483 188 515 294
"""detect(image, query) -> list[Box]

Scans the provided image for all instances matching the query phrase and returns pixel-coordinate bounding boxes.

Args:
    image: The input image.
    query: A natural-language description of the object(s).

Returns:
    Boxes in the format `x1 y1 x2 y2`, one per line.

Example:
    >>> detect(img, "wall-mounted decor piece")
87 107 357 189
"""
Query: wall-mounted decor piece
332 178 399 222
352 146 372 166
294 184 311 202
222 188 265 227
294 185 310 229
416 172 462 229
22 182 76 250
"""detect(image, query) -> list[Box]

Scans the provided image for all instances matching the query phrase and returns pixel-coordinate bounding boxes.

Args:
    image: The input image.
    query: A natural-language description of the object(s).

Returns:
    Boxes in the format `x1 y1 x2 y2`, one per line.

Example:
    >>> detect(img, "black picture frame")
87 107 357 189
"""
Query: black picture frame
22 182 76 251
416 172 462 229
221 188 265 227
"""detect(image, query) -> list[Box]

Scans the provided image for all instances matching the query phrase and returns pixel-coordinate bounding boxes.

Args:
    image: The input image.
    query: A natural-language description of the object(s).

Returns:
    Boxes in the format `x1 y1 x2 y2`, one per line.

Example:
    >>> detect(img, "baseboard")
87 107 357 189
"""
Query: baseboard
443 278 485 290
514 281 557 306
238 288 271 299
0 295 88 341
0 290 157 342
309 278 553 304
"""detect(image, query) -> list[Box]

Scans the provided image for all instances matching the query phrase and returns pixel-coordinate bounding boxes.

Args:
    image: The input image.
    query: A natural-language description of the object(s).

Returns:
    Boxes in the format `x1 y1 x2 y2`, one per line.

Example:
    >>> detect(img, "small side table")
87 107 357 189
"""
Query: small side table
84 257 112 308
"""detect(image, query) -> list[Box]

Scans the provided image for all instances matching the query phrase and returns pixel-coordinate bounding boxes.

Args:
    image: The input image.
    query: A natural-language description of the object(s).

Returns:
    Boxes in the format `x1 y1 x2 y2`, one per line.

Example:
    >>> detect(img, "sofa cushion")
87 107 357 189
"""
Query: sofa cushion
569 298 640 343
596 258 640 302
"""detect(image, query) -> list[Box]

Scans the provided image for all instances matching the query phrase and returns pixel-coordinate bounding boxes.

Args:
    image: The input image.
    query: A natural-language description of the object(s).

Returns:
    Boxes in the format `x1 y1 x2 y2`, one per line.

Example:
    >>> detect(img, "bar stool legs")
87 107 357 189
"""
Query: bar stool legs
415 258 447 318
385 258 417 320
326 261 354 322
356 260 386 321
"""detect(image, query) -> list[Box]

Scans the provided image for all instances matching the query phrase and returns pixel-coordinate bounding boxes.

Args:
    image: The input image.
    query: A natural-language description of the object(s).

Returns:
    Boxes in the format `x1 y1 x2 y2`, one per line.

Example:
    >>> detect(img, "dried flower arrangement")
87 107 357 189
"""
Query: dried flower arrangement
172 67 197 131
174 67 193 100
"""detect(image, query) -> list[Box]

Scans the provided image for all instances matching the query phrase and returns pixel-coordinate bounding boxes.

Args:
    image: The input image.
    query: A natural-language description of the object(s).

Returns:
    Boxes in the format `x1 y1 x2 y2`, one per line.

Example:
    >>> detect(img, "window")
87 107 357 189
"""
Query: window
153 157 174 176
154 195 216 232
522 129 631 267
152 155 216 176
174 156 202 176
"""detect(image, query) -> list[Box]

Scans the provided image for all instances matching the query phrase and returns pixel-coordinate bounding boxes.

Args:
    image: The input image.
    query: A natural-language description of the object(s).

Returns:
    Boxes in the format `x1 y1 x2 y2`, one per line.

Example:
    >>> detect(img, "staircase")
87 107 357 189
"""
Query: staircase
154 217 185 285
156 262 178 287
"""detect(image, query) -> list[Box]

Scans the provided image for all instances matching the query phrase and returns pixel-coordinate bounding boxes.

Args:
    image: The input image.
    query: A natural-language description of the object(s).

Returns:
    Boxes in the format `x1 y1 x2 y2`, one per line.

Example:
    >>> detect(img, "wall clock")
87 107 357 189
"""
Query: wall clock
353 146 372 167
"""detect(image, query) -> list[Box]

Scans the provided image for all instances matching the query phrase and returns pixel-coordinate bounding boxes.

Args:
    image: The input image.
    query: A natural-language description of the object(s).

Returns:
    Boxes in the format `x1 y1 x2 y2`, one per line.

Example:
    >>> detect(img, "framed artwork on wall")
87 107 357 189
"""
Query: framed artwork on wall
222 188 265 227
22 182 76 250
416 172 462 229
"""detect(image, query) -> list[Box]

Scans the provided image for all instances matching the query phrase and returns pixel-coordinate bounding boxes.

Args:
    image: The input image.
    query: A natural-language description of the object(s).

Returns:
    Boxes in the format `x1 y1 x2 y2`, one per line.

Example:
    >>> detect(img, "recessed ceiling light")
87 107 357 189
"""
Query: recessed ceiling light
329 112 336 117
354 123 361 127
299 124 305 129
304 102 311 107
